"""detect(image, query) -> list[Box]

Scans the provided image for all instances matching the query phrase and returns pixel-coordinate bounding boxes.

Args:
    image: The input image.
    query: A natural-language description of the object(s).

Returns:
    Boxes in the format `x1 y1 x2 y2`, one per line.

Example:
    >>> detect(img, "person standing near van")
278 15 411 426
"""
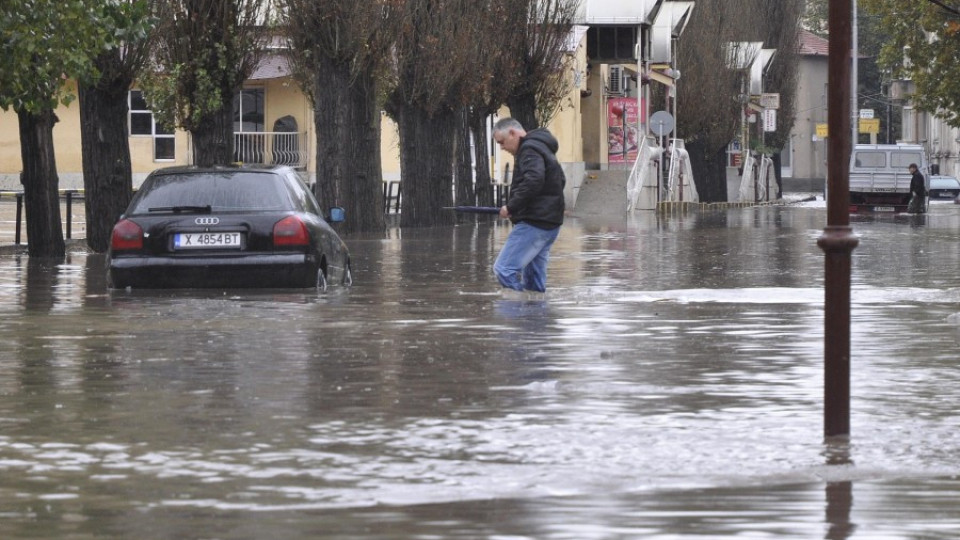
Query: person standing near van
907 163 927 213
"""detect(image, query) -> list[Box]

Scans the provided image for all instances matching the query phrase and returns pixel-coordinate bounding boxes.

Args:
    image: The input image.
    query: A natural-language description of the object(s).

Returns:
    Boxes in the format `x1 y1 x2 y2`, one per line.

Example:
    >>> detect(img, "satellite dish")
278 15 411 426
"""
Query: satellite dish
649 110 675 137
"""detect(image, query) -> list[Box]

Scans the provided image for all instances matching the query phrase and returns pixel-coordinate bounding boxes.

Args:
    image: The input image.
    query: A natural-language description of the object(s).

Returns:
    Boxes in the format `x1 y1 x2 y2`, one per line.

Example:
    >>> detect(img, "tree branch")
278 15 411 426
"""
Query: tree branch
924 0 960 16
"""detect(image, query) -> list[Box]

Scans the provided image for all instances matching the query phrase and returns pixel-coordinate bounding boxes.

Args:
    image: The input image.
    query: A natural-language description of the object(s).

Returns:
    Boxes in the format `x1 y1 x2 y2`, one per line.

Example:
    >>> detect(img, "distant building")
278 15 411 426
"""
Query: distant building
890 76 960 179
785 29 829 193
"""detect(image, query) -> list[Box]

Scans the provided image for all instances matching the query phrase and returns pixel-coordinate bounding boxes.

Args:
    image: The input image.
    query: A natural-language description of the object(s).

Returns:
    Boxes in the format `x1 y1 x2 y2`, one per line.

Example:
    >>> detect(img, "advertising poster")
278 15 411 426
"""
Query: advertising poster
608 97 641 164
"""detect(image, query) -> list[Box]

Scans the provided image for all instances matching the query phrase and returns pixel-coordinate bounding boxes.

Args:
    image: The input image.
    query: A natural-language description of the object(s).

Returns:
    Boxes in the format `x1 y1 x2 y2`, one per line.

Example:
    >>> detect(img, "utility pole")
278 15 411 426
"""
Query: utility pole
852 0 859 146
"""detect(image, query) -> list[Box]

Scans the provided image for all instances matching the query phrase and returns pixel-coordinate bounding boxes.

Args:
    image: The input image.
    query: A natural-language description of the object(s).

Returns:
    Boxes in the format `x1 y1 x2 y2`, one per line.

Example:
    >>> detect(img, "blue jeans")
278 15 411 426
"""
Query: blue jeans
494 222 560 292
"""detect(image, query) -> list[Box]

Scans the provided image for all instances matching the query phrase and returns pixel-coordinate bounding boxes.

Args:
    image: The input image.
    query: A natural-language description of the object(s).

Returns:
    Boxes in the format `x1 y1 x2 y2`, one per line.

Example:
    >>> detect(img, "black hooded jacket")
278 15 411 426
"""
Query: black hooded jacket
506 129 566 229
910 169 926 197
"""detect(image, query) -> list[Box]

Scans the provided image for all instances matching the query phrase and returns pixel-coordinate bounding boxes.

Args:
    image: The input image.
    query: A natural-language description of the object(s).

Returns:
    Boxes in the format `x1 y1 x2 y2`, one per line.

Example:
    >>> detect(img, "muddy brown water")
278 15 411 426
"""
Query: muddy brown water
2 202 960 538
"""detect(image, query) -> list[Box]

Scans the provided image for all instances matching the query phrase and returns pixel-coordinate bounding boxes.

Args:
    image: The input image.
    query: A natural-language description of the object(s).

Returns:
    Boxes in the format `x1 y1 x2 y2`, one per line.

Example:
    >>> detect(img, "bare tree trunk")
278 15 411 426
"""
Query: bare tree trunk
311 60 344 214
394 105 457 228
311 58 385 232
771 151 784 199
454 106 475 207
191 105 234 167
687 140 730 202
506 93 539 131
79 68 134 253
340 73 387 233
675 0 748 203
470 112 494 206
17 109 65 258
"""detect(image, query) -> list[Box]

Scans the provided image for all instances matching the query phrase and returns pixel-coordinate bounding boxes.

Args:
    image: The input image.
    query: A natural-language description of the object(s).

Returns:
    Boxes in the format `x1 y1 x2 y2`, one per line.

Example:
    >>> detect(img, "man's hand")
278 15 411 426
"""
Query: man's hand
499 205 510 219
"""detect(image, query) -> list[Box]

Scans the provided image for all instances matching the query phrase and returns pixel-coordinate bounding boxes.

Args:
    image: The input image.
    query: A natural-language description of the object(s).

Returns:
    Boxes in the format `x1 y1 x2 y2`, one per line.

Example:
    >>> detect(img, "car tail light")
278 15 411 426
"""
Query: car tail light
111 219 143 251
273 215 309 246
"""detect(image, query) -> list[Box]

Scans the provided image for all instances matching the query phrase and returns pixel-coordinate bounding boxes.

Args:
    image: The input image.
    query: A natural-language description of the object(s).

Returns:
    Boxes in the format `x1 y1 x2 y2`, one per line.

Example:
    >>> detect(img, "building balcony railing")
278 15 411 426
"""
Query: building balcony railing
234 131 309 169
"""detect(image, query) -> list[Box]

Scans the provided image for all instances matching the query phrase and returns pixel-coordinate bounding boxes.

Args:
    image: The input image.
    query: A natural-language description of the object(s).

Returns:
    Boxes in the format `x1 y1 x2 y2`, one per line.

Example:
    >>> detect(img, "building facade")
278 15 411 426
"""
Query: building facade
785 30 829 193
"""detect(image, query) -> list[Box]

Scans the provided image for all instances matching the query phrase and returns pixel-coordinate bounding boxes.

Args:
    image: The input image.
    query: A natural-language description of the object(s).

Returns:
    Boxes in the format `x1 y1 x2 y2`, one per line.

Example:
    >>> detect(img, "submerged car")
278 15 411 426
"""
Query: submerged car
929 175 960 200
108 165 351 289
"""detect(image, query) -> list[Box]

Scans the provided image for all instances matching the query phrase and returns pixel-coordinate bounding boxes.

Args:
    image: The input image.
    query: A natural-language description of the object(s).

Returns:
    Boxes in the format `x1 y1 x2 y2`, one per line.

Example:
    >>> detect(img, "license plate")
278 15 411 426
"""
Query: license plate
174 232 242 249
937 193 953 198
874 206 895 212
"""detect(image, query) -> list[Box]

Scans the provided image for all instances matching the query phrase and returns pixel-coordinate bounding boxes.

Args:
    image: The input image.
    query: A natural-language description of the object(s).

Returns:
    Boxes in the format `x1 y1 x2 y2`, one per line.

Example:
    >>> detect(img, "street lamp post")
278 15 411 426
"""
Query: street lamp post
818 0 859 438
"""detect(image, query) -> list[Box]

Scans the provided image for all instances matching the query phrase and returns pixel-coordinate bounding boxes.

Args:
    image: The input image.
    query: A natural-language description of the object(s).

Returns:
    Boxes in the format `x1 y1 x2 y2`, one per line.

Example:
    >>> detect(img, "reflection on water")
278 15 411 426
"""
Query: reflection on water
824 439 856 540
1 204 960 537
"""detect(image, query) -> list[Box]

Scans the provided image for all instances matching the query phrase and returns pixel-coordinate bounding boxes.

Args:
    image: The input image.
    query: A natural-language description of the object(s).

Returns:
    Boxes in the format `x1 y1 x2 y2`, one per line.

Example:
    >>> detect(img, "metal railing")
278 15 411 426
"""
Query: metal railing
626 136 661 211
383 181 401 214
663 140 699 203
234 131 308 168
1 190 83 245
737 152 775 203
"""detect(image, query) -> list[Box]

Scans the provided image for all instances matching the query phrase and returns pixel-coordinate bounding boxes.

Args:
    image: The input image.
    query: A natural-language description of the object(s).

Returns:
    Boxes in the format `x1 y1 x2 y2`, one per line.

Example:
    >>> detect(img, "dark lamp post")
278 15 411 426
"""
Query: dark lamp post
818 0 859 438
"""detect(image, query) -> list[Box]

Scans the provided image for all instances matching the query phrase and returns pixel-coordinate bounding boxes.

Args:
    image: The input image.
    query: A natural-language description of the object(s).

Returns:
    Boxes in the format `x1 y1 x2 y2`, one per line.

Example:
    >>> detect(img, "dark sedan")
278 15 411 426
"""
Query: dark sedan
108 165 351 290
929 175 960 200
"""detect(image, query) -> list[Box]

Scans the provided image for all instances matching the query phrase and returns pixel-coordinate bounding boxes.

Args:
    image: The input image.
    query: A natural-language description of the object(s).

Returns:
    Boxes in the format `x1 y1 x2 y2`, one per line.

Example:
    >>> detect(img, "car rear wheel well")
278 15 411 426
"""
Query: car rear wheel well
315 256 329 291
342 257 352 286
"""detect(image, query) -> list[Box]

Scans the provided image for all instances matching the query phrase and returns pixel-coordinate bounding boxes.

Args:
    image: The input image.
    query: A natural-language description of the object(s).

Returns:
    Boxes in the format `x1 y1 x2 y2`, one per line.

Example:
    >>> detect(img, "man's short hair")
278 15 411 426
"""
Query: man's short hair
909 163 918 170
493 117 524 134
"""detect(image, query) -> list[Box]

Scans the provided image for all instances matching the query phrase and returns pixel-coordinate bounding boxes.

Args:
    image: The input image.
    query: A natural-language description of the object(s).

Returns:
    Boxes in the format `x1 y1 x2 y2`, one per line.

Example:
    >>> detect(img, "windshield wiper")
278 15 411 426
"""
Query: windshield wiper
147 205 212 214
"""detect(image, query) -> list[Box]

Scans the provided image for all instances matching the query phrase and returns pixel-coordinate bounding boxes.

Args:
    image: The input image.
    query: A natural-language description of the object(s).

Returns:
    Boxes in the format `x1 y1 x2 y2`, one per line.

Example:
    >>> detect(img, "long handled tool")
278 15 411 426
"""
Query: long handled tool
442 206 501 214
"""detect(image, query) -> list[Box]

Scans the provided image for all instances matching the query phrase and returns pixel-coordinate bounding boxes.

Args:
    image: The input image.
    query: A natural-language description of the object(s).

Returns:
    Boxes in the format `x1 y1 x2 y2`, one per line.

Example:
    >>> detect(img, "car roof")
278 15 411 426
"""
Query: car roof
930 176 960 187
147 164 296 177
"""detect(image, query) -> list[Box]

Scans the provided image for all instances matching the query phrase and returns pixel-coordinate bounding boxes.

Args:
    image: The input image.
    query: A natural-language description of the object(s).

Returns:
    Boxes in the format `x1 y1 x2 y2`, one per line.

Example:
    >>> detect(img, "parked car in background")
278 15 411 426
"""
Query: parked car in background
108 165 351 290
929 175 960 200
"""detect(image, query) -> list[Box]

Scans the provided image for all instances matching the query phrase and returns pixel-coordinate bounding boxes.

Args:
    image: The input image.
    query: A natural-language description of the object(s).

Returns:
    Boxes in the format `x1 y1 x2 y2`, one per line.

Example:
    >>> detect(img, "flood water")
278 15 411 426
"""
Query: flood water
2 200 960 538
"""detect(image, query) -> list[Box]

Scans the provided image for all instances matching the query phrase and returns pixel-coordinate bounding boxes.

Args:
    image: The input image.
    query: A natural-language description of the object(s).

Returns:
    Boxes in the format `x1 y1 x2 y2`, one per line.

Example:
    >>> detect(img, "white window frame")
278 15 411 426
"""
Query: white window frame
129 90 176 162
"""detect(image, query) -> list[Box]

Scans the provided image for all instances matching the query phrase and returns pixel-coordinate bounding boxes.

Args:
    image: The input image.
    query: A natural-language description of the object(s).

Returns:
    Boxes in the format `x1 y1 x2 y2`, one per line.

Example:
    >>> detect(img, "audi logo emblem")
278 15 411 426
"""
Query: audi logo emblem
195 217 220 225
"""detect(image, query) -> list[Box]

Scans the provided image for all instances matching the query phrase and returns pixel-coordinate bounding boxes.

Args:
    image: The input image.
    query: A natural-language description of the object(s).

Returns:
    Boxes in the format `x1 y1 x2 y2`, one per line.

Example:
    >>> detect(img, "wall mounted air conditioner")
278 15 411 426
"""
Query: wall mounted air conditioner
608 65 628 95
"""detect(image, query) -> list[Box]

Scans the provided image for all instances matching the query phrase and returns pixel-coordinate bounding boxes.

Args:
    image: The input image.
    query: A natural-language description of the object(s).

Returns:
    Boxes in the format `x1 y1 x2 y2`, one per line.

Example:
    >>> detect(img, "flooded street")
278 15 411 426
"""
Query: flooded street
2 201 960 538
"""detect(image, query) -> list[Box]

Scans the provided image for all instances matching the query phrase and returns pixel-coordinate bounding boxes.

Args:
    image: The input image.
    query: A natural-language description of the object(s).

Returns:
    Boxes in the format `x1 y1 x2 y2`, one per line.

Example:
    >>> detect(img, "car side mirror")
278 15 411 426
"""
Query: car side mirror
328 206 345 223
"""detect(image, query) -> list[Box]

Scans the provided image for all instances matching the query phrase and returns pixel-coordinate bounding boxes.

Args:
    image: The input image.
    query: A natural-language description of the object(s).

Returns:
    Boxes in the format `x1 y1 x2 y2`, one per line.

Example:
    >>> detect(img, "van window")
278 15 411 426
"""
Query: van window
891 152 922 168
853 151 885 168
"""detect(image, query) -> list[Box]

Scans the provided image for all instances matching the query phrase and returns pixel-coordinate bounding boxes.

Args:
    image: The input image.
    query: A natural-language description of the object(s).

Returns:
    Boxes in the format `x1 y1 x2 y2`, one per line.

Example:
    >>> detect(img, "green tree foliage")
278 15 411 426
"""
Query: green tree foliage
863 0 960 128
0 0 124 257
802 0 829 37
142 0 269 166
0 0 114 113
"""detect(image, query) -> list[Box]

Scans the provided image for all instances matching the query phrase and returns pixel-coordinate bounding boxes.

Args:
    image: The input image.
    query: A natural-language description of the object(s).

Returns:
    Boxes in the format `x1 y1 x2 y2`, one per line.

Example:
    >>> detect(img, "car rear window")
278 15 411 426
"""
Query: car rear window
130 171 294 213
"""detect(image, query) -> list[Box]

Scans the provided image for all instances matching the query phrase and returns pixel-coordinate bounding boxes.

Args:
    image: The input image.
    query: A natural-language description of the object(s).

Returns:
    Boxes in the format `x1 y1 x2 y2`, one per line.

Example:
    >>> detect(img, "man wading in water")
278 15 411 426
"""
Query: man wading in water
491 118 566 297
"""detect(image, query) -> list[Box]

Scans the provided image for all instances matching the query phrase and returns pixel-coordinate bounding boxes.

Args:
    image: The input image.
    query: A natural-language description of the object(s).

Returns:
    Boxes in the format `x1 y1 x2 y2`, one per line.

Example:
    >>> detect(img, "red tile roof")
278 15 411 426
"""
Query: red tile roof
798 30 829 56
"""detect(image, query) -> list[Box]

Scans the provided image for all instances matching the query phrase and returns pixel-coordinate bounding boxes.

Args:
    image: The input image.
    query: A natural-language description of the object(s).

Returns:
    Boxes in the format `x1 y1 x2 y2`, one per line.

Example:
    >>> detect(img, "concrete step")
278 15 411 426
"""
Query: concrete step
572 170 629 216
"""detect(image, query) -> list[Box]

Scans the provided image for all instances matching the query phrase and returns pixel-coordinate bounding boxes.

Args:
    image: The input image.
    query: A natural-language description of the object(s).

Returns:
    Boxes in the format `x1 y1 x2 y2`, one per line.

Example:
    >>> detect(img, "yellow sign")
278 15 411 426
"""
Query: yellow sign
859 118 880 134
816 123 829 138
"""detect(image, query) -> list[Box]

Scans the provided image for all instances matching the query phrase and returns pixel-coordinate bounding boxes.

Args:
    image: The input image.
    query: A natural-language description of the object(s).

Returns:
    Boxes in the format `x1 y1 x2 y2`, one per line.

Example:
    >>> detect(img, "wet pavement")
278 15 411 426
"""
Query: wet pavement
2 198 960 538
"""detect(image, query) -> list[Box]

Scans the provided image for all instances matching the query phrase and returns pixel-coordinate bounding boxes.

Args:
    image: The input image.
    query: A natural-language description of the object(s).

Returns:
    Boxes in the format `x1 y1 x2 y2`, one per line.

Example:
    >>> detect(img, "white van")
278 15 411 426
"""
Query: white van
848 144 929 212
